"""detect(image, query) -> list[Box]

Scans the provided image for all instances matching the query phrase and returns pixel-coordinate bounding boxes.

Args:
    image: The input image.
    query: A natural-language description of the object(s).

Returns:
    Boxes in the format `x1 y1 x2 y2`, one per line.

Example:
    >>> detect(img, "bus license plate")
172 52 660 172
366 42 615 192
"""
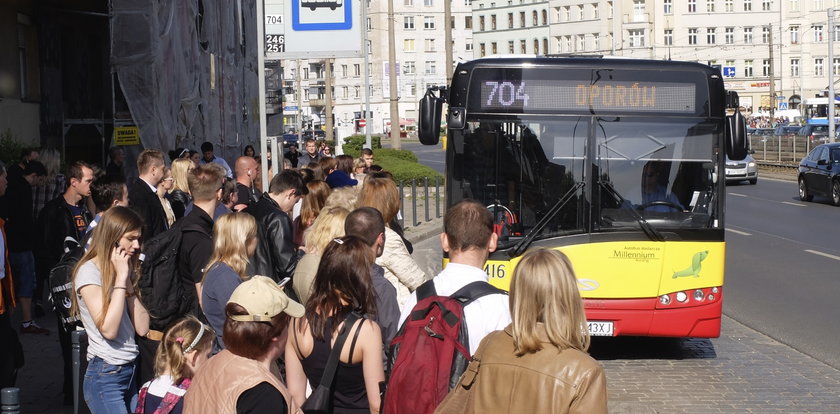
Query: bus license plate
587 321 614 336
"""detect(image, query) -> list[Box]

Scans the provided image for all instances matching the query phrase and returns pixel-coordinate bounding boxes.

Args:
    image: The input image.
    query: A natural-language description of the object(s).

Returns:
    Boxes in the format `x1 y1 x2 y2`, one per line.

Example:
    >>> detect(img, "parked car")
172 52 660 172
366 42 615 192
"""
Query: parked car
797 125 831 144
725 153 758 185
773 125 801 136
798 142 840 205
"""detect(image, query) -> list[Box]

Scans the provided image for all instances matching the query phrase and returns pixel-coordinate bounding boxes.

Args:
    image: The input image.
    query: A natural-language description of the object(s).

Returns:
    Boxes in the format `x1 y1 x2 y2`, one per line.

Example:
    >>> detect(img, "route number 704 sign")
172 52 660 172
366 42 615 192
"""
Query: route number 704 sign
265 34 285 53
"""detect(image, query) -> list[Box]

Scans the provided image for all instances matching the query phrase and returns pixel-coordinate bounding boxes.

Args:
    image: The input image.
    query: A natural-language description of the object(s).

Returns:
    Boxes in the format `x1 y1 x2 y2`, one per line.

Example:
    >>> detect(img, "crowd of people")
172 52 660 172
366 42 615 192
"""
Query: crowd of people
0 138 607 414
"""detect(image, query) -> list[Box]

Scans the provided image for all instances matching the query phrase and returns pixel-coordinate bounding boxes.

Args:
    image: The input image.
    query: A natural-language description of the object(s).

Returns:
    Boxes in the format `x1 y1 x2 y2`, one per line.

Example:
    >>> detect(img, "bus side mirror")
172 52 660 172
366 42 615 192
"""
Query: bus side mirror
418 89 444 145
726 111 748 161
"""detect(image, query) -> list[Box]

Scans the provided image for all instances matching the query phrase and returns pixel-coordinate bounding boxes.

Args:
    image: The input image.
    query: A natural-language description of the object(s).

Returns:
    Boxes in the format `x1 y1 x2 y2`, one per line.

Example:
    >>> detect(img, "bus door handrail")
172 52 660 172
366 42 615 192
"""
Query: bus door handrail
509 181 585 258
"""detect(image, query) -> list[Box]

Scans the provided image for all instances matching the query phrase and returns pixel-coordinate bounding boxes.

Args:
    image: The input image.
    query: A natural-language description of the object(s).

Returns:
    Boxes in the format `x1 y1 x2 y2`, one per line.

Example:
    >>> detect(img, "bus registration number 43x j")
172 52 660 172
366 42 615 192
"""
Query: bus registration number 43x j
587 321 614 336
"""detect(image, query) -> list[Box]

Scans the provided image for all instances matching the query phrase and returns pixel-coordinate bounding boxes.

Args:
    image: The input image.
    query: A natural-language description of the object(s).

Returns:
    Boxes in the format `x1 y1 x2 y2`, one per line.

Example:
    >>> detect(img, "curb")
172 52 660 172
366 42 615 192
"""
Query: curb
404 216 443 244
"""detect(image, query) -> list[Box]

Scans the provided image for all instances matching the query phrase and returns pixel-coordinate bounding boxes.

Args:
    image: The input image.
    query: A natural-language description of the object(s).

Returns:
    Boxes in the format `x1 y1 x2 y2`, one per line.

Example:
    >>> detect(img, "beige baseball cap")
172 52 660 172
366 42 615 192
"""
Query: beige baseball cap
227 275 305 322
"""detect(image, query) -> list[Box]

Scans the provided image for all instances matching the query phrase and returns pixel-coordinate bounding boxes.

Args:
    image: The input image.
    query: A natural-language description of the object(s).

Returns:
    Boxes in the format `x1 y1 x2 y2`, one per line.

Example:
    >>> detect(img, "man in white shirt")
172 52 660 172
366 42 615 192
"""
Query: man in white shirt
398 200 511 355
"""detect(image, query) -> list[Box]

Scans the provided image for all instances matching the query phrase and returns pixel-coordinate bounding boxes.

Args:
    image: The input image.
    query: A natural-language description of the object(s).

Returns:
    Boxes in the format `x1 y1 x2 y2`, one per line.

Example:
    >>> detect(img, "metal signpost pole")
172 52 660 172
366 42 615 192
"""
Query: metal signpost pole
257 0 270 189
830 8 836 142
362 1 373 149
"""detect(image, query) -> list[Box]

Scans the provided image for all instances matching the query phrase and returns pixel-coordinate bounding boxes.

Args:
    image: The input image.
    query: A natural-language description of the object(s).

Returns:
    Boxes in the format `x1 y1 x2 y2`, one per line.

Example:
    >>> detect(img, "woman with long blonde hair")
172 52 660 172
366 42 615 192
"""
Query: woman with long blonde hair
200 212 258 348
168 158 194 220
292 206 349 303
72 206 150 413
437 249 607 414
293 180 331 249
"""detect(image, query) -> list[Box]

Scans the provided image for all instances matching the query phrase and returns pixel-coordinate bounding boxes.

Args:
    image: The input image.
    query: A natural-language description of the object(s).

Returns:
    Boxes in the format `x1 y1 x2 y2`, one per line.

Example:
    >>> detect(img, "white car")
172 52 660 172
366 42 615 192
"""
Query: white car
725 153 758 185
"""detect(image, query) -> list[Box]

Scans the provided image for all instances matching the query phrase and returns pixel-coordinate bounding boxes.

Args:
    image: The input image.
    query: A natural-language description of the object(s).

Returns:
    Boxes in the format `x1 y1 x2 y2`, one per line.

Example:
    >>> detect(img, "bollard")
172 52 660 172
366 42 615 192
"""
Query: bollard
435 176 440 219
411 179 418 226
398 180 405 229
1 387 20 414
424 177 430 223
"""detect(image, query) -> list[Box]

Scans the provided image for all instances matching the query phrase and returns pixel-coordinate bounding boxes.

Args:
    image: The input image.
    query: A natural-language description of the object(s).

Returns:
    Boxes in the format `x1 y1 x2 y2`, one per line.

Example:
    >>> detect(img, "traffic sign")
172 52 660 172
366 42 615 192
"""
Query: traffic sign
779 102 789 110
722 66 736 77
358 119 366 128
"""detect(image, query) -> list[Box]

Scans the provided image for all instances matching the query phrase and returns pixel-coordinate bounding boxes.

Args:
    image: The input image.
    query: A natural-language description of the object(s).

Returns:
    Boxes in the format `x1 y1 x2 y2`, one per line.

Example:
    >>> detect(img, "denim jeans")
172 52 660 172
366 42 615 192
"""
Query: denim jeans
83 356 136 414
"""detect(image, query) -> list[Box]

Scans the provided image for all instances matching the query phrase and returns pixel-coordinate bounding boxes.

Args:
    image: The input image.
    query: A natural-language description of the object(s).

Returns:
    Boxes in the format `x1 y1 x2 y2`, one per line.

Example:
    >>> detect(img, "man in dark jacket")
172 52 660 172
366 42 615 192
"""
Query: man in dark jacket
244 169 307 283
128 149 168 239
34 160 93 404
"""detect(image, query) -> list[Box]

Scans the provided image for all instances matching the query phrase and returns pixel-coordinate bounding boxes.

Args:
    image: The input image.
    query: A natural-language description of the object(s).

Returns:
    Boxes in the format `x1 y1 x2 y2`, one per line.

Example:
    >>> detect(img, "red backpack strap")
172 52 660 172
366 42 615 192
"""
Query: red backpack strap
134 383 149 413
150 378 191 414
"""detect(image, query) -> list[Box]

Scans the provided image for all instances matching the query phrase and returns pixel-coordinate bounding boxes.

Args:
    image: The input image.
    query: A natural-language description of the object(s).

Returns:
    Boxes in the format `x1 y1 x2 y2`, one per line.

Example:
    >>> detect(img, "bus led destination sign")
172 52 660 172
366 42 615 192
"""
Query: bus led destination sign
478 79 696 114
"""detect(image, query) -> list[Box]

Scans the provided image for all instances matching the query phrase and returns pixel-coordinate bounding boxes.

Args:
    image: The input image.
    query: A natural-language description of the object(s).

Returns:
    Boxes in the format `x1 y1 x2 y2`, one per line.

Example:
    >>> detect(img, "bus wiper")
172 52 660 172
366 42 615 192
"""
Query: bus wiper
600 180 665 242
509 182 585 258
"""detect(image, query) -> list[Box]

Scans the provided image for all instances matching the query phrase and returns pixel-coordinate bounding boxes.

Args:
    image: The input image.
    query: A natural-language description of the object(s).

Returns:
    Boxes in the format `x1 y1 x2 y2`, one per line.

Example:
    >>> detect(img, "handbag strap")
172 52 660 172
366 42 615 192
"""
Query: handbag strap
317 311 363 389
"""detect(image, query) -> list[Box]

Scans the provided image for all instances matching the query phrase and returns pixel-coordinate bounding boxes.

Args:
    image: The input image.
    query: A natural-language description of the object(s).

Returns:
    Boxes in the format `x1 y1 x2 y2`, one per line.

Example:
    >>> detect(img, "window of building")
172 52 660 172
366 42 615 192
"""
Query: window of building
707 0 715 12
424 16 435 29
564 35 572 51
491 14 497 30
532 10 538 25
507 13 513 28
533 38 539 54
404 39 415 52
790 0 799 11
520 11 526 26
425 60 436 74
707 28 716 44
744 27 753 43
813 0 824 7
424 0 433 6
633 0 645 21
542 9 548 25
790 26 799 44
725 27 734 44
405 0 413 5
543 38 549 54
762 0 771 10
508 40 515 53
791 58 800 77
479 15 485 31
745 60 754 77
563 6 570 22
480 43 486 56
726 59 735 68
404 61 416 74
689 28 698 44
664 29 673 45
341 65 348 77
815 58 824 76
464 15 472 29
629 29 645 47
354 86 360 98
608 1 613 18
342 86 349 99
833 58 840 76
744 0 752 10
407 83 417 97
521 39 527 53
664 0 673 14
762 59 770 76
303 67 310 79
594 33 600 50
404 16 415 29
725 0 734 11
425 38 435 52
491 42 498 54
354 64 360 76
577 34 585 50
834 24 840 41
762 26 771 43
813 25 824 42
688 0 697 12
593 3 600 18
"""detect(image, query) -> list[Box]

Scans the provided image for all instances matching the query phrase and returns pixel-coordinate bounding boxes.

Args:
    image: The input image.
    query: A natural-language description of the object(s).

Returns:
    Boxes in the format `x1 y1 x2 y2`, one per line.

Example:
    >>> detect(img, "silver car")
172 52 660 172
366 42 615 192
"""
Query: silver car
725 153 758 184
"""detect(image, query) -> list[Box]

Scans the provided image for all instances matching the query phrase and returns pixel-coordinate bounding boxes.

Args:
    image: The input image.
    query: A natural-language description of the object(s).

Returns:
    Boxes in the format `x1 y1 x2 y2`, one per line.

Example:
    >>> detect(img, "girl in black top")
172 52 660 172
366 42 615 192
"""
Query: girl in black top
286 236 385 414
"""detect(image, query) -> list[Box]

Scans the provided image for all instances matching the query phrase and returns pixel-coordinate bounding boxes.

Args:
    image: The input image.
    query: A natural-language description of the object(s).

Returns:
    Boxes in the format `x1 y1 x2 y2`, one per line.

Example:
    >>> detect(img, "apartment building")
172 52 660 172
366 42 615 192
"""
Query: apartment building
473 0 840 115
472 0 551 58
282 0 474 138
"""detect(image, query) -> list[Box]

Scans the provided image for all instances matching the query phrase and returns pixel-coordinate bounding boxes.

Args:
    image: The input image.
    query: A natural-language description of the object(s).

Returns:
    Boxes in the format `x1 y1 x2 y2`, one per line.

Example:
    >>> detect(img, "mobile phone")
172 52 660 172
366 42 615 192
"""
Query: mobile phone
278 277 291 288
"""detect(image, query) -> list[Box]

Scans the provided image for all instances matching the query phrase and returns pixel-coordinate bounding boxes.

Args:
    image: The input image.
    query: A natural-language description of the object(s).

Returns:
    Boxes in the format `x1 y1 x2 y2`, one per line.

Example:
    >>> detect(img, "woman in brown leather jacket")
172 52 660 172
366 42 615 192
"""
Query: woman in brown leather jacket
437 249 608 414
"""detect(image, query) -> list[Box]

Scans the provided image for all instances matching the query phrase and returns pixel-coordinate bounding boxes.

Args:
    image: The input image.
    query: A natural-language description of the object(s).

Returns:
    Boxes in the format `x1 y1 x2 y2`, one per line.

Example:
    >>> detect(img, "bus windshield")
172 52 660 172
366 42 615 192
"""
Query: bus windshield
455 116 719 248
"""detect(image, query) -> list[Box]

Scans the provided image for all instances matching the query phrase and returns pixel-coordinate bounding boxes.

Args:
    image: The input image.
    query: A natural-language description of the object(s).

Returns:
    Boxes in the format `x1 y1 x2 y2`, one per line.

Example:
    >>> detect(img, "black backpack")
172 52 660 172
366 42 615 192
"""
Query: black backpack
48 234 90 333
138 221 198 331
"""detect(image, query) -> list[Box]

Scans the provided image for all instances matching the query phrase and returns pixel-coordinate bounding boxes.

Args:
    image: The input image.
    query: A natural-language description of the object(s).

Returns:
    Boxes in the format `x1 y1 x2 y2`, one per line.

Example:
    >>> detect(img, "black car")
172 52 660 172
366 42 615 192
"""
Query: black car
798 143 840 205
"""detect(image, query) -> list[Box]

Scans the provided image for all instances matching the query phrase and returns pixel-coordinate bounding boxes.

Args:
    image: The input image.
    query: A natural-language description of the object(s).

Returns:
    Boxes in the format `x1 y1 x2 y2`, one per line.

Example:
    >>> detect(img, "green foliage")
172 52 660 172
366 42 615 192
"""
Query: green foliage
376 155 442 183
376 148 417 162
0 129 24 167
341 135 382 154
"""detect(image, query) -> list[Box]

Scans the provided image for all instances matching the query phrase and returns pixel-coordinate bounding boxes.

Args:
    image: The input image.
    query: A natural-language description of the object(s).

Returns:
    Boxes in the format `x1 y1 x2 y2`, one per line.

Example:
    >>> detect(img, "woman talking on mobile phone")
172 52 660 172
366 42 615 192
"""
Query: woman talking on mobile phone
72 206 150 414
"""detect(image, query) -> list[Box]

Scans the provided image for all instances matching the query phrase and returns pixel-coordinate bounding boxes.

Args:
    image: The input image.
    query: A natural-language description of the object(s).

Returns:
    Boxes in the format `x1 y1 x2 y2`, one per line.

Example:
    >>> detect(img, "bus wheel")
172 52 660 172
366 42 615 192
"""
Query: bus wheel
799 177 813 202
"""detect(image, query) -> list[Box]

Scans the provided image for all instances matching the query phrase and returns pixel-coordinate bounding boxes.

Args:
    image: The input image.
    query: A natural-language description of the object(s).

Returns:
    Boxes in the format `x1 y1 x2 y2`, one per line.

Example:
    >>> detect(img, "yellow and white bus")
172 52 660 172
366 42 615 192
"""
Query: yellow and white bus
418 57 749 337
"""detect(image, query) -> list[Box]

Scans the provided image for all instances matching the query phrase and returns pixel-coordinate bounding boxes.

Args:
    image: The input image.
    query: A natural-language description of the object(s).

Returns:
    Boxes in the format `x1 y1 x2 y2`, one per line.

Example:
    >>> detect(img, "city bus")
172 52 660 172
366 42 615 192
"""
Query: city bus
803 97 840 125
418 57 749 338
